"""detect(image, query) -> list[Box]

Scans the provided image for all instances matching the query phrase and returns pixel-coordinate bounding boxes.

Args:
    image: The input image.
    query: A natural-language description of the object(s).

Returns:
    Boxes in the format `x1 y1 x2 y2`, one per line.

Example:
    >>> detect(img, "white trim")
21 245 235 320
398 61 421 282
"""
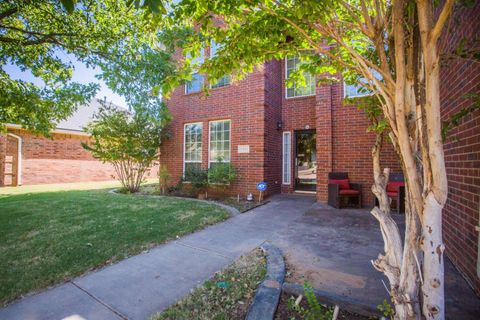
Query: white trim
183 122 203 178
5 124 90 136
6 133 22 185
208 119 231 168
284 56 316 99
282 131 291 185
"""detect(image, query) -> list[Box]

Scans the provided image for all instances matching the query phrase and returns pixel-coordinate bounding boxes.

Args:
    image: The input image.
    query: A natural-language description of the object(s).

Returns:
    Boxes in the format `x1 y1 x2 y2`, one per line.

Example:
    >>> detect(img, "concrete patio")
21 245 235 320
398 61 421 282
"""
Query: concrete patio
0 194 478 319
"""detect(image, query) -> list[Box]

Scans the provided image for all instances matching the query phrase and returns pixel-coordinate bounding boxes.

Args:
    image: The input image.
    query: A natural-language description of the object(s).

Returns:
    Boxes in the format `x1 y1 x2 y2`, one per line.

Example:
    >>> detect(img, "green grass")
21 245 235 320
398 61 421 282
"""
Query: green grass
0 186 229 305
154 249 266 320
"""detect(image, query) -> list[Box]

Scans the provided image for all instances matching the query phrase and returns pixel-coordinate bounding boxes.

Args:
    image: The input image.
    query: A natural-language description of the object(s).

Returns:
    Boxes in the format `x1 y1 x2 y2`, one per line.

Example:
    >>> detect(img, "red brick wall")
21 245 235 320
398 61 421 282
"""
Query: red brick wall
1 129 158 186
161 65 269 198
332 82 401 206
0 135 5 186
278 58 400 205
439 2 480 294
264 60 283 194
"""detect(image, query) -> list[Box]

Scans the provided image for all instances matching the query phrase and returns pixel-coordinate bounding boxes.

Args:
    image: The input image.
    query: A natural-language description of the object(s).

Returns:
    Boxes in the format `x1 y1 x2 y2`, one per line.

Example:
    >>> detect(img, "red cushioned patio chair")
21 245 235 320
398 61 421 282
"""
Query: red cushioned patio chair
373 172 405 214
328 172 362 209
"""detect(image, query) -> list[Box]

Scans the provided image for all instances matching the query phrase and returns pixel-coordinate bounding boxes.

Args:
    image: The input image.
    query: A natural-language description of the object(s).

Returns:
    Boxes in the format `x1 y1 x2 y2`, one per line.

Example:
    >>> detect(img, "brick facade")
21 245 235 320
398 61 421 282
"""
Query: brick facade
162 57 400 205
0 128 158 186
163 8 479 293
439 2 480 294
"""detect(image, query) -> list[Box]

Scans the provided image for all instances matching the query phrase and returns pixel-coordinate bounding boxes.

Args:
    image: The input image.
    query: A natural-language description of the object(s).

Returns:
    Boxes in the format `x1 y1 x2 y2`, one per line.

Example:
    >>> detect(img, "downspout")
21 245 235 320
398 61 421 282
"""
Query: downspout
7 133 22 186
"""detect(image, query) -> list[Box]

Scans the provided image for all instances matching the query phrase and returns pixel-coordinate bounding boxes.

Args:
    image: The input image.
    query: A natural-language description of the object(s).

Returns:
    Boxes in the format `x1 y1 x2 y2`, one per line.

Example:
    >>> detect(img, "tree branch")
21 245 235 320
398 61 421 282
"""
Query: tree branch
430 0 455 44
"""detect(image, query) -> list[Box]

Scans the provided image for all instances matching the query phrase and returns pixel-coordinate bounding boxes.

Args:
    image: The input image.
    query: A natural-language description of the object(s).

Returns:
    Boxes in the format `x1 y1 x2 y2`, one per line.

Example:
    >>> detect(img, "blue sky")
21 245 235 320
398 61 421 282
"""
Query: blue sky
3 53 128 109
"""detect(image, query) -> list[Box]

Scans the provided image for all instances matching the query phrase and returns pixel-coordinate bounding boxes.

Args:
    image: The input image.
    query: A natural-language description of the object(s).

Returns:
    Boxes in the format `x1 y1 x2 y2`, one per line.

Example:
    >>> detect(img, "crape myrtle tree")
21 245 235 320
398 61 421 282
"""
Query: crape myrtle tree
0 0 167 135
82 102 171 193
158 0 460 318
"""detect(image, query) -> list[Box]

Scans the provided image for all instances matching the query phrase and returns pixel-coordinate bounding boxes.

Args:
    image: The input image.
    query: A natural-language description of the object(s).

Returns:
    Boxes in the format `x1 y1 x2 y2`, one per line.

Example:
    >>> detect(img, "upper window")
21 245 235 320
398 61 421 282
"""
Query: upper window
209 120 231 167
184 123 203 179
185 48 205 94
285 56 316 98
210 40 231 89
343 70 382 98
186 73 204 94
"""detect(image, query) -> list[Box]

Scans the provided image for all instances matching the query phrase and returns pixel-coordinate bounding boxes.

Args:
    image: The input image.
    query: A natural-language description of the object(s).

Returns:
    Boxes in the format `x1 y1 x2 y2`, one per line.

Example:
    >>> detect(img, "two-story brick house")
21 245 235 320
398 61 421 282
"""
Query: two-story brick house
161 48 400 206
161 3 480 295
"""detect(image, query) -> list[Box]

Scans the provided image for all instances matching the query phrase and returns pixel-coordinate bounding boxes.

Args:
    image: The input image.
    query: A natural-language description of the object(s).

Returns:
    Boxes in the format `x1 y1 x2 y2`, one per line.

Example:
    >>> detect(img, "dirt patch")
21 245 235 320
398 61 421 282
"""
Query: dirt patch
153 248 266 320
275 291 370 320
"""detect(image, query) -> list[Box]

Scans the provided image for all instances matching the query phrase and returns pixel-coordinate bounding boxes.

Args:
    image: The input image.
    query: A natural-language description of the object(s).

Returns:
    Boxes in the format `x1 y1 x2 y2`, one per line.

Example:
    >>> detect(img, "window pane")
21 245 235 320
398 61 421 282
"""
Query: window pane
286 55 315 98
184 123 202 177
209 120 231 164
283 132 291 184
186 73 204 93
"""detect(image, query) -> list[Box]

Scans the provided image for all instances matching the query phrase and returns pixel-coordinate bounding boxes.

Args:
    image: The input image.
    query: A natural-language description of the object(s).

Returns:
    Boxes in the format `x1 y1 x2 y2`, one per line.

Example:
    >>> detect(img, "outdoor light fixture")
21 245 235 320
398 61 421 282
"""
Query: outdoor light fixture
276 121 283 130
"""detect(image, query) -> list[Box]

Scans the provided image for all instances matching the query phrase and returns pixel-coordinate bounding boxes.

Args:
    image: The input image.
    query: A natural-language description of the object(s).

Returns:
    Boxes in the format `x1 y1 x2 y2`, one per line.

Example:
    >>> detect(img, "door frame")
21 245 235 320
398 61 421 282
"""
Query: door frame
294 129 316 191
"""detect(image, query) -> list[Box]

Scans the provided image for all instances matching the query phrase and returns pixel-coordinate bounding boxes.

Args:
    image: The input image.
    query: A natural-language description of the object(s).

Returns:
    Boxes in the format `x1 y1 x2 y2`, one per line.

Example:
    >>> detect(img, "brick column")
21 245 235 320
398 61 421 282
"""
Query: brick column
315 85 333 202
0 134 6 187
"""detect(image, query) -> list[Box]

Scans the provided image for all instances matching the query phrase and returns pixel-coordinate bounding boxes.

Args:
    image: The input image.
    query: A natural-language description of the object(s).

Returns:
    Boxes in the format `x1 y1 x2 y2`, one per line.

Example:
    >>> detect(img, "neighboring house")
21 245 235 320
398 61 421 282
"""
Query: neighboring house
0 99 157 186
161 4 480 294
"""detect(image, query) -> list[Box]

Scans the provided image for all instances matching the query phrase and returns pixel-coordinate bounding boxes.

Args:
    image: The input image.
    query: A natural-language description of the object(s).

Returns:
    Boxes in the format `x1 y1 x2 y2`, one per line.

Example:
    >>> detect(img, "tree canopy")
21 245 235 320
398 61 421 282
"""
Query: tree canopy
0 0 171 134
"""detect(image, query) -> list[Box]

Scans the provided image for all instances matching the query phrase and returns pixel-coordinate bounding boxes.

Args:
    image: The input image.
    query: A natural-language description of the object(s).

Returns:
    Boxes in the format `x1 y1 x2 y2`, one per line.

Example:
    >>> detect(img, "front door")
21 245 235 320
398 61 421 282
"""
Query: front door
295 130 317 191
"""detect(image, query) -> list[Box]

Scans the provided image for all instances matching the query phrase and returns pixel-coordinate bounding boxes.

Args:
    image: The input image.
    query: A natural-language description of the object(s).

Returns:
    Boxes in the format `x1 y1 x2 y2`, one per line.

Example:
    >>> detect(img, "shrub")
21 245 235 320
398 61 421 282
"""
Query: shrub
208 157 237 185
82 102 171 193
184 165 209 197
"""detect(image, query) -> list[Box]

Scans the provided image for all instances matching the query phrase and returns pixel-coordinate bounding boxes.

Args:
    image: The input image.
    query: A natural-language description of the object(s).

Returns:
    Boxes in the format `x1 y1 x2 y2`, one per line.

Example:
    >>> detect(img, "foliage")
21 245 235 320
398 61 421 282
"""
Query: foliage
82 102 171 193
208 156 237 186
0 186 229 304
0 0 168 134
158 165 170 195
287 282 333 320
378 298 395 319
154 249 266 320
184 165 209 196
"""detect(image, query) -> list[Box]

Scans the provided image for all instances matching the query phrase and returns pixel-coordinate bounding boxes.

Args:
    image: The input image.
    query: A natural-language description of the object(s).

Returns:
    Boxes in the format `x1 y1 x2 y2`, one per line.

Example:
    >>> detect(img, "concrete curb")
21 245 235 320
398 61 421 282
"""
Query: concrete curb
246 243 285 320
108 189 241 216
282 282 383 318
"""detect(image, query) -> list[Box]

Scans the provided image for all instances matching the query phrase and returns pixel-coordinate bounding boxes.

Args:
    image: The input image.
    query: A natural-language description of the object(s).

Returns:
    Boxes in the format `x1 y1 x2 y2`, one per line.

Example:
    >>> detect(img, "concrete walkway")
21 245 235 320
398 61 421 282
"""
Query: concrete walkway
2 194 478 319
0 195 314 320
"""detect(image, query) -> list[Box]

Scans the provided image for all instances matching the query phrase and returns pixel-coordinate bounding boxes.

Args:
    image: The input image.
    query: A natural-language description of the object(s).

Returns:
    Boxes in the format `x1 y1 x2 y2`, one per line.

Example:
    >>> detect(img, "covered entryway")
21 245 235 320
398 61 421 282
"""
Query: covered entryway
294 130 316 192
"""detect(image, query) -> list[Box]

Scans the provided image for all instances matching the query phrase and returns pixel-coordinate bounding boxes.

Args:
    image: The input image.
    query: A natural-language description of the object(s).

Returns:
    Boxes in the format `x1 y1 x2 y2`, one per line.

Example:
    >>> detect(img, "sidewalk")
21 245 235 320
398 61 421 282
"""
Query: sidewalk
0 195 314 320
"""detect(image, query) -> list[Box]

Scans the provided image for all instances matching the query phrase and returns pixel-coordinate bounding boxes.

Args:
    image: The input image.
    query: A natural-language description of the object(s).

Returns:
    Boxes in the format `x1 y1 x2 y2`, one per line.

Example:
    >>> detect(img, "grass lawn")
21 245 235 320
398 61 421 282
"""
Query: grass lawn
154 249 266 320
0 184 229 305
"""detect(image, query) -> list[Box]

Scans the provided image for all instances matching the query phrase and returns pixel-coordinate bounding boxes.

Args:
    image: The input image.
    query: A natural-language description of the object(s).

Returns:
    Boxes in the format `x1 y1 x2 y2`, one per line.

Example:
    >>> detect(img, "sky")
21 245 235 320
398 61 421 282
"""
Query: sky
3 53 128 109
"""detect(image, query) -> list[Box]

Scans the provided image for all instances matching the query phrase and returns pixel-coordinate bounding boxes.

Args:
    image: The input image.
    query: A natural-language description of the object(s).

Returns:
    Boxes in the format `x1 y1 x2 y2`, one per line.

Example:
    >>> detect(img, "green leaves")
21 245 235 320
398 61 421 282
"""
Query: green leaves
60 0 76 13
1 0 165 135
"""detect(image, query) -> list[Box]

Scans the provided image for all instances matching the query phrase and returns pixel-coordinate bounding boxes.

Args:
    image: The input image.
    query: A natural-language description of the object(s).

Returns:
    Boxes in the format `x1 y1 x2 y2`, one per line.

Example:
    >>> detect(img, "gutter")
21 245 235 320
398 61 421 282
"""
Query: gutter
5 124 90 137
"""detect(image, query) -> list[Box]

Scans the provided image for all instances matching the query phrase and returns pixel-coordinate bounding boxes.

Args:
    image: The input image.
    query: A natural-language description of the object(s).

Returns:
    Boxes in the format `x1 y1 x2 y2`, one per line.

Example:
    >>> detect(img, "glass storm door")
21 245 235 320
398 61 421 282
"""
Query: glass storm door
295 130 317 191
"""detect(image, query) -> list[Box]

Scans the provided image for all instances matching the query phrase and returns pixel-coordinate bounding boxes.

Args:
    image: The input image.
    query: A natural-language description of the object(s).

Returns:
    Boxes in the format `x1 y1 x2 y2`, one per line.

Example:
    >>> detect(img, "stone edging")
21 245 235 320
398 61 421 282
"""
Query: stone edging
246 243 285 320
108 189 241 216
281 282 382 318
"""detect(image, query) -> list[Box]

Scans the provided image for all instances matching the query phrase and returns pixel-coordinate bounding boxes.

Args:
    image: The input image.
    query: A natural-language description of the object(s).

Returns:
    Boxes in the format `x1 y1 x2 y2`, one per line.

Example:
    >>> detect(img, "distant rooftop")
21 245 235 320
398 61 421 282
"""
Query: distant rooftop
56 99 126 132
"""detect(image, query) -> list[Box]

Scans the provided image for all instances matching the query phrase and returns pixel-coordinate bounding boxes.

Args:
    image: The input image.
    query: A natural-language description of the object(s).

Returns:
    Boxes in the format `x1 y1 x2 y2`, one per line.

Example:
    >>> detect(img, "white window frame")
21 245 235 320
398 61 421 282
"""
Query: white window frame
183 122 203 178
285 56 316 99
282 131 292 185
185 48 205 94
208 119 231 168
209 40 231 89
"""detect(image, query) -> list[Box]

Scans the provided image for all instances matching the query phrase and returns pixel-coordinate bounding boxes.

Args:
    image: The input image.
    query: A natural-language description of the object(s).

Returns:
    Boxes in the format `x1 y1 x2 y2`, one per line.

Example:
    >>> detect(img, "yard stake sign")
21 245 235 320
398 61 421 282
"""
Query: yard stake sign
257 182 267 203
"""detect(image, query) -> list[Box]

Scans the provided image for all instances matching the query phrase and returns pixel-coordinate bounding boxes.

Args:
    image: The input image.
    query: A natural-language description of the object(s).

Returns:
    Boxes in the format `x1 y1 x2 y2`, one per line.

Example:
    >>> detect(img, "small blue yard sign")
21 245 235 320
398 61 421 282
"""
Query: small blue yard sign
257 181 267 192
